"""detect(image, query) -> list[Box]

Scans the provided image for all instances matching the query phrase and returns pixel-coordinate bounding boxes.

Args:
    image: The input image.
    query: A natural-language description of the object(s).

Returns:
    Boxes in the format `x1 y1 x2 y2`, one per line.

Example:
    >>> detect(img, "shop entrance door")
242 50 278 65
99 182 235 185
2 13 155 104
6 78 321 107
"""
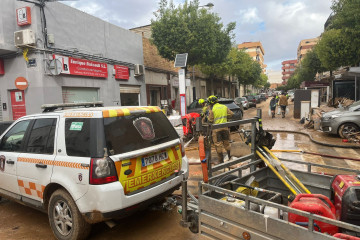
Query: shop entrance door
10 90 26 120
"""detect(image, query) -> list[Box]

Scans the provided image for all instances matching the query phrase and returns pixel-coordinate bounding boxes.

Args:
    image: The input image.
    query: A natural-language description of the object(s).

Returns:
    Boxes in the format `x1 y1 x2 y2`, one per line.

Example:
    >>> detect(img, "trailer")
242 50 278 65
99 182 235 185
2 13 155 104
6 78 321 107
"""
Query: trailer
179 110 360 239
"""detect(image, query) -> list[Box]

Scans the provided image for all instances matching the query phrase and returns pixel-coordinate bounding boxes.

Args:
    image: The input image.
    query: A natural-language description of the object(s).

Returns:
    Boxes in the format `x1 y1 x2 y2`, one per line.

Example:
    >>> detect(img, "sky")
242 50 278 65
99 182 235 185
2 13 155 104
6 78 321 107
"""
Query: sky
64 0 333 74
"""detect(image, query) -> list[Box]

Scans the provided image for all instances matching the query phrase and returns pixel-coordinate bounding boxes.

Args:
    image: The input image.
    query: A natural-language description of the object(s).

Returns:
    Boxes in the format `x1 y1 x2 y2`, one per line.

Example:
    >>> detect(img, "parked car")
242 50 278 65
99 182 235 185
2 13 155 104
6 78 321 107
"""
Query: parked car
0 121 14 135
188 98 243 121
320 101 360 138
234 97 249 110
243 95 257 108
259 93 267 101
254 95 261 103
0 103 189 240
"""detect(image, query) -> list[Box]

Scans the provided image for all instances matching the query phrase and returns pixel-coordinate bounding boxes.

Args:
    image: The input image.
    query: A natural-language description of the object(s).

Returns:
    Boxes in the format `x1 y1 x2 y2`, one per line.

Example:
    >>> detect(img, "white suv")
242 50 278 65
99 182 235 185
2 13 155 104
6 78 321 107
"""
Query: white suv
0 103 189 240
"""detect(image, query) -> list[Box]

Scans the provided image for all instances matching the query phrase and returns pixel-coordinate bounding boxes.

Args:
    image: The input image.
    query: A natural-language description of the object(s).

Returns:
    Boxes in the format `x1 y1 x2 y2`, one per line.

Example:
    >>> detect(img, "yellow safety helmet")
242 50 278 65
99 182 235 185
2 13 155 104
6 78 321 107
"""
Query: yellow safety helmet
208 95 218 104
198 99 205 105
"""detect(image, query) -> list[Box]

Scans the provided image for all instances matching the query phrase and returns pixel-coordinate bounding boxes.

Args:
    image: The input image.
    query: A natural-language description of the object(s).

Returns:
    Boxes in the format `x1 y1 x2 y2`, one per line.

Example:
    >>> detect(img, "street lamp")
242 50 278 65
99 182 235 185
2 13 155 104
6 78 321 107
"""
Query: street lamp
199 2 214 8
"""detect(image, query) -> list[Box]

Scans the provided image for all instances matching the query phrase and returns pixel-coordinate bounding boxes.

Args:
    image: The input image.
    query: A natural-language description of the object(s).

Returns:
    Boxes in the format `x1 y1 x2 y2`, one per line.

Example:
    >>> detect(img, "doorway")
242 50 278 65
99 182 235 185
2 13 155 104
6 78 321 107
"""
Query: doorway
10 90 26 120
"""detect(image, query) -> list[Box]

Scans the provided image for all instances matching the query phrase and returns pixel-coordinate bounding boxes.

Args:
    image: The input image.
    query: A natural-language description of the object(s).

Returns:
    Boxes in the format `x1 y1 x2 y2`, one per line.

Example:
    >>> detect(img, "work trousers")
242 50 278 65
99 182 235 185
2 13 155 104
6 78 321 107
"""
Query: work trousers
212 128 230 163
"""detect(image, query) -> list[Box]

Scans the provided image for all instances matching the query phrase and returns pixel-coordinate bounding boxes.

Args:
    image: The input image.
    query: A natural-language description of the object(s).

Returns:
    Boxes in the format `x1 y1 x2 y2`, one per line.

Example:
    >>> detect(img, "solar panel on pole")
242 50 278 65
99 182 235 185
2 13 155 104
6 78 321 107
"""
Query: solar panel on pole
174 53 188 68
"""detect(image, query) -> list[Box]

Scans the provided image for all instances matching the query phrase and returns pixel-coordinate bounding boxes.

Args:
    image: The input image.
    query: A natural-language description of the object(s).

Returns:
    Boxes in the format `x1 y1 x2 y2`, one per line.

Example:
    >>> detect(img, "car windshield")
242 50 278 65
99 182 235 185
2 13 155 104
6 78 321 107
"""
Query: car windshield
222 101 240 110
103 112 179 155
234 98 242 104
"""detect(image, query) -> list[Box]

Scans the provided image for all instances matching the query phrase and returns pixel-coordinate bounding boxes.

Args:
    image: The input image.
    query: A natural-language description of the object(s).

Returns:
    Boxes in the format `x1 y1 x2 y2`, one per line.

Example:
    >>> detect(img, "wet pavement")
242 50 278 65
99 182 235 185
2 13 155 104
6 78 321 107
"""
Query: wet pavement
1 98 360 239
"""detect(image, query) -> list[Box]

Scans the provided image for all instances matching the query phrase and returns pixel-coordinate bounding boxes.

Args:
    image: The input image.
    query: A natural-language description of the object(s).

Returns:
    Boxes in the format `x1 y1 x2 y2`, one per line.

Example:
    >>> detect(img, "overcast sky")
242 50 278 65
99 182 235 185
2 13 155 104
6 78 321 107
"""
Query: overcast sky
65 0 332 72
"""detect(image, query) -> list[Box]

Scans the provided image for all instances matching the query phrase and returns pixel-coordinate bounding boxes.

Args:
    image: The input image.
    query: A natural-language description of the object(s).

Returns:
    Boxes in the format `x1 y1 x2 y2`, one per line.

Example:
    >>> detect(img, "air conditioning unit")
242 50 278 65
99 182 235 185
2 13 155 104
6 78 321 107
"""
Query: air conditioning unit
14 29 35 47
134 64 144 76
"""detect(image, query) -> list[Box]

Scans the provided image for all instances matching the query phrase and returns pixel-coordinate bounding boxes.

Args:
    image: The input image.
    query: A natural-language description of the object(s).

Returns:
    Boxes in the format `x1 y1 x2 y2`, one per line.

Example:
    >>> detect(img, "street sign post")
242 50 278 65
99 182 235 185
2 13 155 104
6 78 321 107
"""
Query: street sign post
175 54 188 116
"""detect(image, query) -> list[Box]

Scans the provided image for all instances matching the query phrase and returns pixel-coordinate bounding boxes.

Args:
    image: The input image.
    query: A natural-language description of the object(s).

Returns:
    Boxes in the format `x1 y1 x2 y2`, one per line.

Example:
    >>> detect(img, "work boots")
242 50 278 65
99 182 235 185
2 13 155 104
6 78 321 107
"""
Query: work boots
217 153 224 164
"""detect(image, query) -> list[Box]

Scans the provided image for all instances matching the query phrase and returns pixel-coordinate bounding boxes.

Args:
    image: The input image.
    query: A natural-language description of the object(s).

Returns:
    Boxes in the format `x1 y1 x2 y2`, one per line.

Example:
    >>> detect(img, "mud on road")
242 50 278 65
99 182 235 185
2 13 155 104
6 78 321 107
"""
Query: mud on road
0 197 197 240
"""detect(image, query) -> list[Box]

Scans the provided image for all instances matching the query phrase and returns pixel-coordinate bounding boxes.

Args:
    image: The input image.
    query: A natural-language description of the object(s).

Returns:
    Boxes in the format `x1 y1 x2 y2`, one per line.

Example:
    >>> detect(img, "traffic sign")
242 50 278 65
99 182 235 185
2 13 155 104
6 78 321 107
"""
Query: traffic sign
15 77 28 90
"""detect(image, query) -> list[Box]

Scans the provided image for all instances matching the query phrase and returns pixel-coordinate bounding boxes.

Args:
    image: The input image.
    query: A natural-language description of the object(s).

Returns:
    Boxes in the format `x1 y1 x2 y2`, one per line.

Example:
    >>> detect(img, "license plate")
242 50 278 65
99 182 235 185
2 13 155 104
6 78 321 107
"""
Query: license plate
142 151 168 167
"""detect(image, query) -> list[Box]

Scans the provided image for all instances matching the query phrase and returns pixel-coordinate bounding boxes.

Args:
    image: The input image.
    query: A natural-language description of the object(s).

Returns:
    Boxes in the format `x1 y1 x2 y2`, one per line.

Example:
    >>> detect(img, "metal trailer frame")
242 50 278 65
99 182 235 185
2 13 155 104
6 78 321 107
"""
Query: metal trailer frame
180 109 360 239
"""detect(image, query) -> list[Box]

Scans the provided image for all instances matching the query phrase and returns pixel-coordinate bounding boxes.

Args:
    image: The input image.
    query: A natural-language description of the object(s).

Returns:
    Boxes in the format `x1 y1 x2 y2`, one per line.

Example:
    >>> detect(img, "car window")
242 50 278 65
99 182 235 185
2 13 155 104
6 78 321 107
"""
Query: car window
65 118 105 158
189 101 199 109
104 112 179 155
234 98 242 104
0 120 31 152
26 118 57 154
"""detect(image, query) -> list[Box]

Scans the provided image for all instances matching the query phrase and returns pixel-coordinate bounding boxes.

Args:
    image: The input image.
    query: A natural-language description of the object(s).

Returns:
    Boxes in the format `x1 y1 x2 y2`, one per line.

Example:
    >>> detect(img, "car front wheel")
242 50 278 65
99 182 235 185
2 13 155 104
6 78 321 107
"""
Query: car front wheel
338 123 359 139
48 189 91 240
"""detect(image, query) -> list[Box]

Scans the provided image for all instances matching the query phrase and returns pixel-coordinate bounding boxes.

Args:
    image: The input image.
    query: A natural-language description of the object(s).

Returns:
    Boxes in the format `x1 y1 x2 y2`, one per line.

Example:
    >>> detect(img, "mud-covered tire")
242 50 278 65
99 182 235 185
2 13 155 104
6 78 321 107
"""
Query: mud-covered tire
338 123 359 139
187 211 199 234
214 174 238 186
48 189 91 240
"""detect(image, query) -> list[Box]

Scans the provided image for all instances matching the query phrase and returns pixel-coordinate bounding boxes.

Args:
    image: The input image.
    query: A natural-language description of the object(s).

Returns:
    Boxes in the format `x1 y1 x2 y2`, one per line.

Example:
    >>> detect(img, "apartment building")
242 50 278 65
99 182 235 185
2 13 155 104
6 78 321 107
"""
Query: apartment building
281 59 297 84
238 41 267 73
297 37 319 63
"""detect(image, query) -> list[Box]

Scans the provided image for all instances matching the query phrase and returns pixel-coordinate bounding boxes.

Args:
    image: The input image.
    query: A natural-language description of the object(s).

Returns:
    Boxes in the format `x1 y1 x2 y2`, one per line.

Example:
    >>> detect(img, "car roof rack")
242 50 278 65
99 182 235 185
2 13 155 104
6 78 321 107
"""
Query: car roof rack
41 101 104 113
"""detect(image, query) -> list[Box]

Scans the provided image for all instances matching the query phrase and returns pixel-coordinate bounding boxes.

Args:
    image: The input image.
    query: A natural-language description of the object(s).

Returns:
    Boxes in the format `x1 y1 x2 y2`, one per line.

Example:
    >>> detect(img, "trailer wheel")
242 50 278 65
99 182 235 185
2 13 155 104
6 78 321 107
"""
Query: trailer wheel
187 211 199 233
214 174 238 186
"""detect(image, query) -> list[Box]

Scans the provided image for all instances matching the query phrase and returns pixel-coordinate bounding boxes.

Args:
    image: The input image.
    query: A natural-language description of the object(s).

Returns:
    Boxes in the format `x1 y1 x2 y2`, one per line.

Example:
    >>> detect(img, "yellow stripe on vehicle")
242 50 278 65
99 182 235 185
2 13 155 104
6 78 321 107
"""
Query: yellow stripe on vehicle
102 106 160 118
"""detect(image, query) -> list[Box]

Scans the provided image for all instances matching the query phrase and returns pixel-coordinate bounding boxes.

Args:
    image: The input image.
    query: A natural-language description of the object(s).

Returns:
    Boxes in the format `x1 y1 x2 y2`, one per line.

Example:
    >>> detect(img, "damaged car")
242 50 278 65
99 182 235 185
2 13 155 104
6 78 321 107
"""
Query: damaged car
320 101 360 138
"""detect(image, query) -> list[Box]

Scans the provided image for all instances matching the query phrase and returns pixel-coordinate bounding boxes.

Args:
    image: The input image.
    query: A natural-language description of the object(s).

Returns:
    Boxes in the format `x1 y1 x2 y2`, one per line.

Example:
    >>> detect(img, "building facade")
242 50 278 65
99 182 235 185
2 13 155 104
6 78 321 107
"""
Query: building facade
297 37 319 63
0 0 146 121
281 59 297 84
238 41 267 73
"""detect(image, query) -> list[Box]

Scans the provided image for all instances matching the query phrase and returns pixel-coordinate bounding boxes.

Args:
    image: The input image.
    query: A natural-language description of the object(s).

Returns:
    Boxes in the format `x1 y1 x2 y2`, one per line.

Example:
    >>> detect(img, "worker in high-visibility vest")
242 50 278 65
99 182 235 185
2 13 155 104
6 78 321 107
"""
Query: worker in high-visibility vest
208 95 234 164
199 98 209 123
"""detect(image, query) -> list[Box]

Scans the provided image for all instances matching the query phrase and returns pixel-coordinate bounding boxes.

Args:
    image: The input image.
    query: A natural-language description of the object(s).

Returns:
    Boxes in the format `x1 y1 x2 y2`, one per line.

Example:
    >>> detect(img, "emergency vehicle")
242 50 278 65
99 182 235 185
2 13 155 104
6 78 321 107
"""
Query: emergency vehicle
0 102 189 240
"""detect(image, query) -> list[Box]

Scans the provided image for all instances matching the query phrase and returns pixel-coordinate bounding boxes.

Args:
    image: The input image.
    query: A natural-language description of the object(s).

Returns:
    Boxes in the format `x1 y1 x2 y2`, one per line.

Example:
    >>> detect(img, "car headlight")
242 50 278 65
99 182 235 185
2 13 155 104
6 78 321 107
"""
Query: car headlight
331 114 341 119
323 114 341 121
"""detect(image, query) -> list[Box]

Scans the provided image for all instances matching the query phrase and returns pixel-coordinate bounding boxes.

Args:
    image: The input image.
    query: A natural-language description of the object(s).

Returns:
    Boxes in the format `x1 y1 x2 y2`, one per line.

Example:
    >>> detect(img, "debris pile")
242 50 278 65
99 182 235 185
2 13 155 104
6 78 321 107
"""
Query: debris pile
327 97 354 108
303 106 336 130
343 132 360 143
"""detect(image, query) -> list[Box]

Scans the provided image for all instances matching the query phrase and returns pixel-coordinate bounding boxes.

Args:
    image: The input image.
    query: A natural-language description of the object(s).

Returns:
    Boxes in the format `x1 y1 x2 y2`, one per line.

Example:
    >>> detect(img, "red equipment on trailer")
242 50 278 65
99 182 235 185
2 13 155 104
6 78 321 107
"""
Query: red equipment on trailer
288 194 338 235
331 175 360 236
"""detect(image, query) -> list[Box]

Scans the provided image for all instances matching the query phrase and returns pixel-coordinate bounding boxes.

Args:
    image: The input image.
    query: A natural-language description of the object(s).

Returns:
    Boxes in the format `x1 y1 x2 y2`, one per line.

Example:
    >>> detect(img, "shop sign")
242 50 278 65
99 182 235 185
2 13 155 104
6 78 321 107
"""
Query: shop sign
53 55 108 78
304 81 329 88
16 7 32 26
114 65 129 80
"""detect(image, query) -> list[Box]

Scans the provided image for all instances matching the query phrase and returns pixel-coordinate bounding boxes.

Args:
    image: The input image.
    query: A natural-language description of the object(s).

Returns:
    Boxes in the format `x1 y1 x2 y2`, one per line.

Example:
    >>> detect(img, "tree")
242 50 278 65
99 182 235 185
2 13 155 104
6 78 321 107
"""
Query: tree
316 0 360 68
255 73 268 88
151 0 235 69
264 81 271 89
316 29 354 70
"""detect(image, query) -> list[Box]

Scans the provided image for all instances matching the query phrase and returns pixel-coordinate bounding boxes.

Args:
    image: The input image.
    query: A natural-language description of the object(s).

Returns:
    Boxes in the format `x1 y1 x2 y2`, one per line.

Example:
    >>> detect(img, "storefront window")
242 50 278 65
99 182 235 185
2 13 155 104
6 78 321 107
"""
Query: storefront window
121 93 139 106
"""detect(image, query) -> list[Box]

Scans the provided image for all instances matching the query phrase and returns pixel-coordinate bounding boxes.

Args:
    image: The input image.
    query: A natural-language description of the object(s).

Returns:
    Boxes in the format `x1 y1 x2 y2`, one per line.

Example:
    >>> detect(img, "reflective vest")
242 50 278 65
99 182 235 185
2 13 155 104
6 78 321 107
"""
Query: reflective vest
202 106 208 115
212 103 228 124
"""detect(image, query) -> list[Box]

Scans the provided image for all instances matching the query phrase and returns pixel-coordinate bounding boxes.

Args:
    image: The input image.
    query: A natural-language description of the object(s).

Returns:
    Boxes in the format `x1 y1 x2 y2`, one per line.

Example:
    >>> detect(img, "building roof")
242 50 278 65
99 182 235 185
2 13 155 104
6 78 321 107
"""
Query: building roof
282 59 297 65
237 41 265 55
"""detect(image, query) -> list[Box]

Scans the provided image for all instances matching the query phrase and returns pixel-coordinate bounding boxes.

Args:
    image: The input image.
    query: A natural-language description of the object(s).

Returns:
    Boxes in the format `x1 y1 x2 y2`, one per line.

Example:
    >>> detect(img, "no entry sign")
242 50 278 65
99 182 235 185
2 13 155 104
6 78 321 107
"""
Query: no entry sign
15 77 28 90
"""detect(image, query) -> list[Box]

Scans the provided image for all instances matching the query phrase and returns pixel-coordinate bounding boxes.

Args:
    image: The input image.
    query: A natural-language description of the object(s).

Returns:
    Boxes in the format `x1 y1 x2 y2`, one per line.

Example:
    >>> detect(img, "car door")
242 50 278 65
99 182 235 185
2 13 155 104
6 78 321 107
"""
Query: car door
17 116 58 203
0 119 31 196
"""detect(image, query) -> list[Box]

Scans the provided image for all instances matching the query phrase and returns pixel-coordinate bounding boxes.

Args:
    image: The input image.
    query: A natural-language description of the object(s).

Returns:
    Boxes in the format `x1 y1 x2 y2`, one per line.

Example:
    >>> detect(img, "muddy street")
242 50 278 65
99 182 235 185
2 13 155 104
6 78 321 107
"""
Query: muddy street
1 99 360 240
